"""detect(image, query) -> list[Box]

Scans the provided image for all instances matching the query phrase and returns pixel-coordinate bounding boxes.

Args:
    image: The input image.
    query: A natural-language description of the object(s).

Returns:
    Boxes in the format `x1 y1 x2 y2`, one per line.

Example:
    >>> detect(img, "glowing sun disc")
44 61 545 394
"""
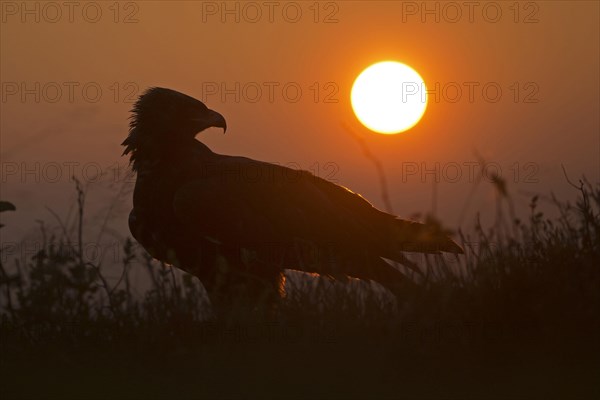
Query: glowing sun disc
351 61 427 134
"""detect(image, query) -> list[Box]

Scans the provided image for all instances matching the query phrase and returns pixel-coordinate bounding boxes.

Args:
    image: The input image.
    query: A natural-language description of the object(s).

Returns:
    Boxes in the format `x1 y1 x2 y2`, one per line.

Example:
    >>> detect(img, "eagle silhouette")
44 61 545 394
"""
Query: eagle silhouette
123 87 462 314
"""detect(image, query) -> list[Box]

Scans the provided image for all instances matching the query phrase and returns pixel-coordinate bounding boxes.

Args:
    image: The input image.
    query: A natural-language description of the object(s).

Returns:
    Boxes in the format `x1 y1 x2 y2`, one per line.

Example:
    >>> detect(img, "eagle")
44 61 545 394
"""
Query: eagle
123 87 462 315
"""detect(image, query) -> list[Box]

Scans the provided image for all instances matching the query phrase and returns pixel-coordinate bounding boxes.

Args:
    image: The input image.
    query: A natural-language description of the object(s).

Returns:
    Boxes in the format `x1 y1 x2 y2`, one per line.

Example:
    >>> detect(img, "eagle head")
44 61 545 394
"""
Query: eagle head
122 87 226 169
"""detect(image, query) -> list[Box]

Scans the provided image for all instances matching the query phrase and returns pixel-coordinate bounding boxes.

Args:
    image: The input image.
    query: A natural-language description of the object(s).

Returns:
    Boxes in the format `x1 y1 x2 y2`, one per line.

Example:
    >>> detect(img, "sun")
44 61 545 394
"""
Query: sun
351 61 428 134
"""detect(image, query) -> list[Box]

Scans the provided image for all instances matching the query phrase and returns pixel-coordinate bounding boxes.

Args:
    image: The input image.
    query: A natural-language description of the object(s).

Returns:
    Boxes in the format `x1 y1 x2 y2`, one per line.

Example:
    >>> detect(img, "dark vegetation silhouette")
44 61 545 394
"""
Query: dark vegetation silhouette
1 176 598 398
122 87 463 315
0 201 16 227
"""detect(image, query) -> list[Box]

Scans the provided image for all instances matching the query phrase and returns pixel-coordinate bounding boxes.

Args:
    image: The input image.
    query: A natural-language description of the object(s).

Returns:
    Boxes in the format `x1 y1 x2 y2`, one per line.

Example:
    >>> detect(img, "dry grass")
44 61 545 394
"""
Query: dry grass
1 178 598 399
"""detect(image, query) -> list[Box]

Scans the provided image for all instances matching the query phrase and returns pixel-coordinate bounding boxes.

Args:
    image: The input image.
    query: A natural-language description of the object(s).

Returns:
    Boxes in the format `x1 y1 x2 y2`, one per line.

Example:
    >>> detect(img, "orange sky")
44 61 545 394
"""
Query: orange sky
1 1 599 243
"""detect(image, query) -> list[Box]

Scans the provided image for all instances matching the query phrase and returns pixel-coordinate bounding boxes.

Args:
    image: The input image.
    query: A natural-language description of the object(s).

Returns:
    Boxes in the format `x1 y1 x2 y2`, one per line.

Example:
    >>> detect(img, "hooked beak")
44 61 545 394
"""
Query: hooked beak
192 108 227 134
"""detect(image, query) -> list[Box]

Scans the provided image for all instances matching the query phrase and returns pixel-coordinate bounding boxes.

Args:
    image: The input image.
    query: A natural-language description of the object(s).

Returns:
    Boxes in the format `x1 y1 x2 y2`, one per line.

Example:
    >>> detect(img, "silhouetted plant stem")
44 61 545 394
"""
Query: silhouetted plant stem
341 123 394 214
74 177 85 267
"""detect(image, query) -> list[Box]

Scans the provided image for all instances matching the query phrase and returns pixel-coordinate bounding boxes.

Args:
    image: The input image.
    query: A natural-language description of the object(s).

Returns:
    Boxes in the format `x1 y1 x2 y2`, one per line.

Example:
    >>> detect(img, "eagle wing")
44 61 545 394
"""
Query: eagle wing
171 155 462 286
